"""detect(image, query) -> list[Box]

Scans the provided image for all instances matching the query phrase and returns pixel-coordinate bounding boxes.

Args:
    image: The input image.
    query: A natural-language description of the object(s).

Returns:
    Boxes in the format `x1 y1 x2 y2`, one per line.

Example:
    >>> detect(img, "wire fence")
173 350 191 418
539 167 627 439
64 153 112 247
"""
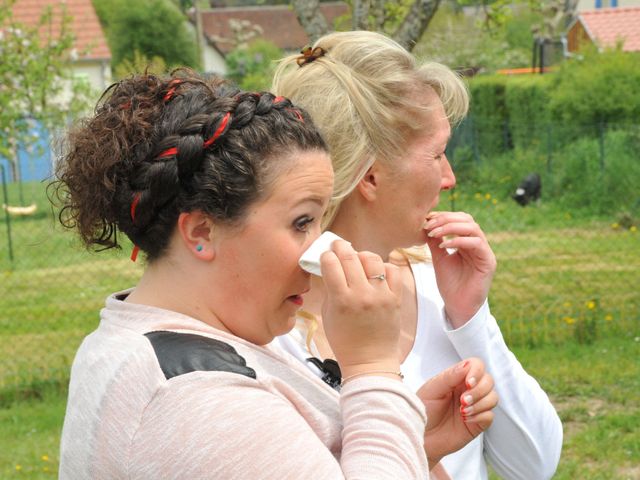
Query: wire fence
1 119 639 399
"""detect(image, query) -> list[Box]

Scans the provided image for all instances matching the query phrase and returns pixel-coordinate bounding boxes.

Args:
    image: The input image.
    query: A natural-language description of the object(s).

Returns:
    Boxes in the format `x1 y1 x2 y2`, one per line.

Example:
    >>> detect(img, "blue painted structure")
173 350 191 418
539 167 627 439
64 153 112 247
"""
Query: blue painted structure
0 120 53 183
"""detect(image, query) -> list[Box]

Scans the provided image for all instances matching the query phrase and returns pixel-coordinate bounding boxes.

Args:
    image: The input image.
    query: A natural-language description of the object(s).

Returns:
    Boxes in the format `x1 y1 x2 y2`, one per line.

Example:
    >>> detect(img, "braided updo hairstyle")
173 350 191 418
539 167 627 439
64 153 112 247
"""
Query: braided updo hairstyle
52 70 327 261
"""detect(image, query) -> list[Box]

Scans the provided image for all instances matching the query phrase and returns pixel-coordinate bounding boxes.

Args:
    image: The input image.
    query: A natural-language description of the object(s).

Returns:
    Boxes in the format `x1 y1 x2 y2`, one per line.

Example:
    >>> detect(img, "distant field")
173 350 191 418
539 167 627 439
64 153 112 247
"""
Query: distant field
2 337 637 479
1 182 638 395
1 181 638 478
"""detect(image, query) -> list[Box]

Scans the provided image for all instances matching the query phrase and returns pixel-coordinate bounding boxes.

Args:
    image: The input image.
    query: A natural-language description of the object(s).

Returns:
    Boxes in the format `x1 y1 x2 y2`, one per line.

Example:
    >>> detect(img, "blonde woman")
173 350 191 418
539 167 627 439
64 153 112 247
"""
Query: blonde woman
272 31 562 479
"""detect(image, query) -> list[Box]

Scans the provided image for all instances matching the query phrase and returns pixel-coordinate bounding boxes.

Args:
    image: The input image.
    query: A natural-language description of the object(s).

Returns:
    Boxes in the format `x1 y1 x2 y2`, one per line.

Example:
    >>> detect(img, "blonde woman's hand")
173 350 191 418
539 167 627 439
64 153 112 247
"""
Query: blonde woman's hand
423 211 497 328
320 240 403 377
417 358 498 468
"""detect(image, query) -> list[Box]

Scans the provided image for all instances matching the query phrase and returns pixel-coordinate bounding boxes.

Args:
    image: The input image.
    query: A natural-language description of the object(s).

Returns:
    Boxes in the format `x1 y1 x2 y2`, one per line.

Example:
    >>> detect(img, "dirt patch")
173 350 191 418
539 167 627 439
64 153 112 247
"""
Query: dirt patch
617 465 640 480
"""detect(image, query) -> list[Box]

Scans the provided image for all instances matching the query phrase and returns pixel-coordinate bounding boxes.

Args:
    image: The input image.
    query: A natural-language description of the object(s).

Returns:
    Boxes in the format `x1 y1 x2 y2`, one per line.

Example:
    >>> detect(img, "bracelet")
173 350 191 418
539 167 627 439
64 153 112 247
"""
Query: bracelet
341 370 404 386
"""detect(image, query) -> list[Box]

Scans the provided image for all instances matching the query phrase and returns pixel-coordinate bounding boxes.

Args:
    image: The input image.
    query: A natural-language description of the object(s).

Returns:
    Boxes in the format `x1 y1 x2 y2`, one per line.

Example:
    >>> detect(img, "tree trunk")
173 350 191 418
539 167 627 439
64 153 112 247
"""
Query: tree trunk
291 0 330 44
371 0 386 31
291 0 443 52
352 0 370 30
393 0 441 52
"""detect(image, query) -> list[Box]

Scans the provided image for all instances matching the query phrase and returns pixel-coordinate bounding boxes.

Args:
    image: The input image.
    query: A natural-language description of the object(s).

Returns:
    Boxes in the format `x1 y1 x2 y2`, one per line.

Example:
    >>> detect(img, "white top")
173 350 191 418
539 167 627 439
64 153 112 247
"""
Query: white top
59 290 429 479
275 261 562 480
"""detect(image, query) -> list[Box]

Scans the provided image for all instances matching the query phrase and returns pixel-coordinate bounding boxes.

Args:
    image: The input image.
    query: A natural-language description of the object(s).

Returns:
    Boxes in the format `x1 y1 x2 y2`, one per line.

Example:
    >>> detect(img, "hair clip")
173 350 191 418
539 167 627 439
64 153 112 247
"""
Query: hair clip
296 46 326 67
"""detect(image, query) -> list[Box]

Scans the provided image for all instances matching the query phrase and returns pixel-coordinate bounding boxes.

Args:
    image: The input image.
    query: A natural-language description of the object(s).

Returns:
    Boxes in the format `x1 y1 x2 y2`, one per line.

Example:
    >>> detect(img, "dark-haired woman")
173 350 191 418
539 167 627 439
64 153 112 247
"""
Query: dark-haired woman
53 72 433 478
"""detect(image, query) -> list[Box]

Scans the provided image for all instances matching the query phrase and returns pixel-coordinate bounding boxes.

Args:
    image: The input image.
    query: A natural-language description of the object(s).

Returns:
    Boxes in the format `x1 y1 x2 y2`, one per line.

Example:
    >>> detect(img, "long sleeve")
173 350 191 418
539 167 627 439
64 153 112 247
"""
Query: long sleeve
443 302 562 480
60 297 430 480
128 372 429 480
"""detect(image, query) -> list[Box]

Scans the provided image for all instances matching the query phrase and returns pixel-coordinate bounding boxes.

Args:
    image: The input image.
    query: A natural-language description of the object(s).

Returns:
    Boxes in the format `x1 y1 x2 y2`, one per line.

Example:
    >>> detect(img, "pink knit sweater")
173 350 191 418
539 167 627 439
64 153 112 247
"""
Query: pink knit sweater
59 291 429 479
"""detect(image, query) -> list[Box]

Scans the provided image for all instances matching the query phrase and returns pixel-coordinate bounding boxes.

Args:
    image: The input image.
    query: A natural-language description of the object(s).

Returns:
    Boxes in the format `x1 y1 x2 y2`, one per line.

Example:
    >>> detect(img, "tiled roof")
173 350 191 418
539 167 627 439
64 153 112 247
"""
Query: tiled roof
10 0 111 60
577 6 640 51
200 2 349 55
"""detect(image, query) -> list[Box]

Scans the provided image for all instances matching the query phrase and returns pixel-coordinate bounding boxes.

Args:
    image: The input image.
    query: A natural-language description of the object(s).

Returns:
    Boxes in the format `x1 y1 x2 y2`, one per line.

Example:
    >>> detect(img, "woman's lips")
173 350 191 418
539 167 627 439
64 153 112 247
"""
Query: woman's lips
288 295 304 306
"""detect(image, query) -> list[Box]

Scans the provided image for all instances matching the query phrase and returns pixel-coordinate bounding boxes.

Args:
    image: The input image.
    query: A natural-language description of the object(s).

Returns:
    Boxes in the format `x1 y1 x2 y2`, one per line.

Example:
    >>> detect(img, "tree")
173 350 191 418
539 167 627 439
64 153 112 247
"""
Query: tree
531 0 578 42
226 38 284 91
92 0 200 72
414 2 533 71
291 0 443 51
0 1 94 185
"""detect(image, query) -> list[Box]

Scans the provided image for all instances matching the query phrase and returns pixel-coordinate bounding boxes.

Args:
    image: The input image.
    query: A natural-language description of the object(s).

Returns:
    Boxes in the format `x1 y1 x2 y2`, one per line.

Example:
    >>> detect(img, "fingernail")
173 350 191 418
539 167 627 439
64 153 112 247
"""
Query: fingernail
438 241 449 249
456 360 469 372
466 377 477 389
462 394 473 406
461 405 473 415
427 227 442 238
424 219 437 230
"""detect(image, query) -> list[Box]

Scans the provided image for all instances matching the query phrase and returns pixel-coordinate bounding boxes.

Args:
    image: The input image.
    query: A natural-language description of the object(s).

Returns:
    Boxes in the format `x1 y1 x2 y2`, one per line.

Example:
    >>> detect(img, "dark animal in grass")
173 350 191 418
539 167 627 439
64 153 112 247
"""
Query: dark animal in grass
512 173 541 206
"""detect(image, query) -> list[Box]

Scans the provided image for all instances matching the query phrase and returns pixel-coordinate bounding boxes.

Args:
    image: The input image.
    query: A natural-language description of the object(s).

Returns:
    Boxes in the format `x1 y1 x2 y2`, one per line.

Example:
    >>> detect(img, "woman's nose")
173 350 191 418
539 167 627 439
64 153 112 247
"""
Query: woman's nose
441 155 456 191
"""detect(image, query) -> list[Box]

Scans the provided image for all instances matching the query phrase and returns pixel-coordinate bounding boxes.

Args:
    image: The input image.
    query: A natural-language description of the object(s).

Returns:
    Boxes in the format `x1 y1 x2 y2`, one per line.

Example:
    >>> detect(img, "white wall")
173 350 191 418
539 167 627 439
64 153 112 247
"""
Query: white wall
577 0 640 10
203 45 227 76
72 60 112 92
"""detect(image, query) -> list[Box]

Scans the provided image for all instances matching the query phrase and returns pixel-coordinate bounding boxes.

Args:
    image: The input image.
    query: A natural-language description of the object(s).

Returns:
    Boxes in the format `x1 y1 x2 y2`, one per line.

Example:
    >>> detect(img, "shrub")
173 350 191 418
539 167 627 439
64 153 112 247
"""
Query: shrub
468 75 509 156
548 48 640 132
504 75 552 150
548 129 640 215
93 0 199 70
225 39 283 91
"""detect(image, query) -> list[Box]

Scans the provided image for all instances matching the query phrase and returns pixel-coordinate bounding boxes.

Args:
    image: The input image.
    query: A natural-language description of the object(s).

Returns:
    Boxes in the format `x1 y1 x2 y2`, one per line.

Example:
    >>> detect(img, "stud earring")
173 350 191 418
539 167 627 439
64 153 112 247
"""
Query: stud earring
196 245 203 252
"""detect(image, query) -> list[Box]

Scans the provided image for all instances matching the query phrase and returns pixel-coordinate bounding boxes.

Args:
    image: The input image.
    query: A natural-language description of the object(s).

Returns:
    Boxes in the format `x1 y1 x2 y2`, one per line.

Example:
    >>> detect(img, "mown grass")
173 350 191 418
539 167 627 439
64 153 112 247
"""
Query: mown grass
0 384 65 479
2 337 637 479
1 181 639 477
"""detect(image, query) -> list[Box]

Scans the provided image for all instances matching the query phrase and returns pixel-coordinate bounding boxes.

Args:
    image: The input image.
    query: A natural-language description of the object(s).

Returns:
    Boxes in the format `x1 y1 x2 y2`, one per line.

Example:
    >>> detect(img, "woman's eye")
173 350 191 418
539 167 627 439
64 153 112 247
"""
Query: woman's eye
294 216 314 232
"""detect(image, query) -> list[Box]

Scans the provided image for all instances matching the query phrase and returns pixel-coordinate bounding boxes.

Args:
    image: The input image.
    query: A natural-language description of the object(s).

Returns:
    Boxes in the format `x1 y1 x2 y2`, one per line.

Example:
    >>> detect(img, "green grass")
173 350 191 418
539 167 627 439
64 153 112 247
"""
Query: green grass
0 385 66 479
1 180 639 477
513 337 640 480
1 337 637 478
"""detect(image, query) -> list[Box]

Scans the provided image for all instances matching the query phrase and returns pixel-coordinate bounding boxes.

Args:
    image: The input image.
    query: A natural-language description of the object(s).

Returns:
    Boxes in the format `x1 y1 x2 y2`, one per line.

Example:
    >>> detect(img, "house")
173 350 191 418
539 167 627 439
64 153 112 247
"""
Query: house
2 0 111 183
197 2 349 75
10 0 112 93
577 0 640 10
567 6 640 52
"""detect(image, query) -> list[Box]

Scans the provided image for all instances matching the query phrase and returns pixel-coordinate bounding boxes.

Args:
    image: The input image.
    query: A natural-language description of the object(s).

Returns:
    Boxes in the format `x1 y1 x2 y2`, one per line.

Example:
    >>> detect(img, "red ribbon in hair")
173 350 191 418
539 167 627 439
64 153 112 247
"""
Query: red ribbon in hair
203 112 231 148
163 79 182 102
130 192 142 262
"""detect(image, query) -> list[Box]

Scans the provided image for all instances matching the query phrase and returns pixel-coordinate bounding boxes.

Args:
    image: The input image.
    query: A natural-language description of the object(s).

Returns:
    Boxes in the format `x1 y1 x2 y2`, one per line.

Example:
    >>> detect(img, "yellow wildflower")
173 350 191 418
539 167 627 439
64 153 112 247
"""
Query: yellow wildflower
41 455 49 462
605 314 613 322
492 199 498 205
586 301 596 310
15 464 22 471
563 316 576 325
631 225 638 232
485 193 491 200
611 223 619 229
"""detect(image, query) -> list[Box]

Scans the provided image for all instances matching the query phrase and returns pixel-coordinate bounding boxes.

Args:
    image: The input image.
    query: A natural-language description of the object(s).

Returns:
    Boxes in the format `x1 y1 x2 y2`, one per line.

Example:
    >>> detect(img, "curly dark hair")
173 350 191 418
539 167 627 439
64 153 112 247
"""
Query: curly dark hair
50 70 327 261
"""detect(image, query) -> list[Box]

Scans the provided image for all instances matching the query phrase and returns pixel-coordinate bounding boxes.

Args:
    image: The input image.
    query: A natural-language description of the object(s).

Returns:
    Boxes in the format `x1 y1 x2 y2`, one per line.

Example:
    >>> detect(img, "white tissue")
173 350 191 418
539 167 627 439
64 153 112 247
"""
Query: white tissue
299 231 347 276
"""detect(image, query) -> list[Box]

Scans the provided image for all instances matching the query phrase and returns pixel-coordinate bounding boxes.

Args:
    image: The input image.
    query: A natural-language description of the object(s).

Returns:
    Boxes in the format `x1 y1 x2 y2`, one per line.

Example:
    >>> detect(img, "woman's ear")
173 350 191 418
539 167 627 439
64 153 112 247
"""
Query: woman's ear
177 211 216 261
356 162 382 202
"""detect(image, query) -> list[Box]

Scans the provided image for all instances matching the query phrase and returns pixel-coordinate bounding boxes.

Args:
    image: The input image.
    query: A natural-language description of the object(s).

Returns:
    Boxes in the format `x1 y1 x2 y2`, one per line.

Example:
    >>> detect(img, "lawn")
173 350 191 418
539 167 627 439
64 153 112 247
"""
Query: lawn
1 181 638 477
2 337 638 479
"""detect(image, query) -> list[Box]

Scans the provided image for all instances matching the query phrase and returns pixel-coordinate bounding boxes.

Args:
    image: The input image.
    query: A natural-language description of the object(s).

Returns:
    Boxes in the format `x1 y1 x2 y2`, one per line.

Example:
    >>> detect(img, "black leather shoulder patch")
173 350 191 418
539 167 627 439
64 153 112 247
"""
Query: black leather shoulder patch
144 331 257 380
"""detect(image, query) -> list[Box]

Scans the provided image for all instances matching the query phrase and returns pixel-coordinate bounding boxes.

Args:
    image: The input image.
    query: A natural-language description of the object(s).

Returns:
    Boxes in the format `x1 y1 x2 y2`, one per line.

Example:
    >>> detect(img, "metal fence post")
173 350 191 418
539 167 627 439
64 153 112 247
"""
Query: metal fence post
546 123 553 174
598 122 606 172
1 164 15 265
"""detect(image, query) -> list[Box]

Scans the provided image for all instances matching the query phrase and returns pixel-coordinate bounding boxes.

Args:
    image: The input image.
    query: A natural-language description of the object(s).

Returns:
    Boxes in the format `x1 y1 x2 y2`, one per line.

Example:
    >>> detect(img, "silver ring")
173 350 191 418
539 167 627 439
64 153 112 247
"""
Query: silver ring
368 273 386 281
